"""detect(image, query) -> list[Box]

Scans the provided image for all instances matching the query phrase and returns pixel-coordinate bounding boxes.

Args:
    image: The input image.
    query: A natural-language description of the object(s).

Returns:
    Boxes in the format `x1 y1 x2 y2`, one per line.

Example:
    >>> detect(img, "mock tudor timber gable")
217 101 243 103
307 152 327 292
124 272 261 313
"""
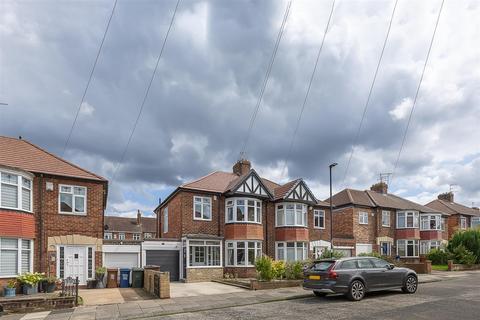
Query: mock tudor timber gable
285 179 316 204
227 169 273 198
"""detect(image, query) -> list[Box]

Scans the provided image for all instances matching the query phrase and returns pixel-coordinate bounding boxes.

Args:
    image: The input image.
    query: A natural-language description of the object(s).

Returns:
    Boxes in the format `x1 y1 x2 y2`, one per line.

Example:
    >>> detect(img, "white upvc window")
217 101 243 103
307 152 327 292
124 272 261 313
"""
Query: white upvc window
0 238 33 277
275 242 308 262
420 214 442 231
104 233 112 240
380 241 391 256
188 240 222 267
194 196 212 221
314 210 325 229
144 233 153 239
276 203 307 227
396 239 419 258
118 233 125 240
133 233 141 241
163 207 168 234
441 218 446 231
460 216 467 229
358 212 369 225
225 241 262 267
396 211 419 229
382 211 390 227
226 198 262 224
0 170 33 212
59 185 87 215
419 240 442 255
472 217 480 229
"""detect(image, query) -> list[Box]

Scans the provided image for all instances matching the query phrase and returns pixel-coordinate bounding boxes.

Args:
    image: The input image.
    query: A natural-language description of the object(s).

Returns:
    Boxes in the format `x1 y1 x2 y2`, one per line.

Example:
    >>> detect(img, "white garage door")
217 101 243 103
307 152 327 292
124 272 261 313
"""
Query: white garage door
104 253 139 269
336 249 352 257
356 244 373 256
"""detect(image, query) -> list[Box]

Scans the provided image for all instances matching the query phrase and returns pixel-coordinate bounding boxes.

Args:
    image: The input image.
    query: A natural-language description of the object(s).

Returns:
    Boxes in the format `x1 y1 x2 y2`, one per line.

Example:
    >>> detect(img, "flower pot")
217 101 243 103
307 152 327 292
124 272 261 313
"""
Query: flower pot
22 284 38 295
87 280 98 289
46 282 56 293
4 287 16 297
96 274 105 289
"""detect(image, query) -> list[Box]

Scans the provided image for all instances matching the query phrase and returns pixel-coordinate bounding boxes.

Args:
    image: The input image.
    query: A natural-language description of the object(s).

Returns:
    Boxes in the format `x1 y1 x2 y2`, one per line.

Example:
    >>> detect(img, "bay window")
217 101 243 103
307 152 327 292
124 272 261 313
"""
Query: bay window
276 203 307 227
225 241 262 267
188 240 221 267
226 198 262 223
420 214 442 230
0 238 33 277
194 196 212 220
314 210 325 229
420 240 442 255
276 242 308 261
0 171 33 212
396 211 419 229
59 185 86 214
397 239 419 257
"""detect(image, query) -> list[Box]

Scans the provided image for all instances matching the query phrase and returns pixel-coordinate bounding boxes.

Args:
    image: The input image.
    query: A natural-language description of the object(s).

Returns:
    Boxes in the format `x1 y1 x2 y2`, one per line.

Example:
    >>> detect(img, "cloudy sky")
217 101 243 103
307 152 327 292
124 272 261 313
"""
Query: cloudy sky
1 0 479 217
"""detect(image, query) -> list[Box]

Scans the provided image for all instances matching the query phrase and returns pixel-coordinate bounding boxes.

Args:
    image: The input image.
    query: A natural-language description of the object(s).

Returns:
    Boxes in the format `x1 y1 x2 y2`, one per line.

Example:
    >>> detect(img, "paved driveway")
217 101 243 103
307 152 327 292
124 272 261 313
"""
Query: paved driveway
79 288 153 306
170 281 247 298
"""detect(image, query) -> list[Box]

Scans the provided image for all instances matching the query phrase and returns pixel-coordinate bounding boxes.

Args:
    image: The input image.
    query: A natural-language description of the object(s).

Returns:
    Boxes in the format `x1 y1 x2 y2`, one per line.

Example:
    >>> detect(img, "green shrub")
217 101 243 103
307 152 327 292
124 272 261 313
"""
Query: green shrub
449 245 477 265
96 267 107 275
7 279 17 289
320 249 344 259
285 261 304 280
448 229 480 264
358 251 383 258
17 272 45 286
255 255 273 281
426 248 449 265
272 260 286 280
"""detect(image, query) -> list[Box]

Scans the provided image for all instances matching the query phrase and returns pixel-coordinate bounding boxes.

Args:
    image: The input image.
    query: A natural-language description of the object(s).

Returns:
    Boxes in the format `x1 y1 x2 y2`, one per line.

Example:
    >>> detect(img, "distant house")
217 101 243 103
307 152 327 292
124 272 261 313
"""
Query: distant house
426 192 480 239
0 136 108 291
329 182 449 260
104 211 157 242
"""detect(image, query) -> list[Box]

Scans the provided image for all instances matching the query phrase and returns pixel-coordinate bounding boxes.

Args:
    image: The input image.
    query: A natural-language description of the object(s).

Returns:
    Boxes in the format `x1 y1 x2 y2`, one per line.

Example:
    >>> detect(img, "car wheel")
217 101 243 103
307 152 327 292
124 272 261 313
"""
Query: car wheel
313 291 327 297
402 275 418 294
346 280 365 301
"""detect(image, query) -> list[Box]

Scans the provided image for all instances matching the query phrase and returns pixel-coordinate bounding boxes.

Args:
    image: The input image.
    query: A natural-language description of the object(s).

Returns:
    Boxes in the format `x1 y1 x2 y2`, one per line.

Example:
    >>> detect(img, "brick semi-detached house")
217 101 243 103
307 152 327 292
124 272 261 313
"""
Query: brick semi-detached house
426 192 480 239
329 182 449 261
151 159 331 282
0 136 108 293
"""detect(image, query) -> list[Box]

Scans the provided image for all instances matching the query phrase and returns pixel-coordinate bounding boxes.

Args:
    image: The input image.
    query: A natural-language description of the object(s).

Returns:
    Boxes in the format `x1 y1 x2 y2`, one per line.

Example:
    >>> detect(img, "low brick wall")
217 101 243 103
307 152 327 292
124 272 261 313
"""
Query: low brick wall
403 260 432 274
143 270 170 299
185 268 223 282
0 296 75 313
447 260 480 271
224 267 256 279
250 280 302 290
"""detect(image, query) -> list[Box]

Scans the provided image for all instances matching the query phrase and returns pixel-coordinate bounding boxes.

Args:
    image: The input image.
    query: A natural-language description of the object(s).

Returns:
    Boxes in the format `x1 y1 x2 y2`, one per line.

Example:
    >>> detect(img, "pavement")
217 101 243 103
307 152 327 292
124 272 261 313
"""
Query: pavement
1 270 479 320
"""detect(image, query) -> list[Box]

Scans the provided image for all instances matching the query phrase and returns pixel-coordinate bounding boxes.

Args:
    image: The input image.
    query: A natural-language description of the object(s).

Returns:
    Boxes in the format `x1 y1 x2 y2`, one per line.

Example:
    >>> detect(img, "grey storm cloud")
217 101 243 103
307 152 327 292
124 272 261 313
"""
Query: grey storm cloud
1 0 479 216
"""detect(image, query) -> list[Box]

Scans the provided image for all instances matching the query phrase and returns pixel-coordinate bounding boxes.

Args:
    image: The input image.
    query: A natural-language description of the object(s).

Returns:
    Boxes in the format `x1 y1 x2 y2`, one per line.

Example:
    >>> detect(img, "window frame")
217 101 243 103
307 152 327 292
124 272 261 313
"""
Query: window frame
118 233 125 240
0 238 34 278
313 209 325 229
396 211 419 229
419 240 442 255
381 210 390 227
144 232 153 239
420 214 442 231
275 241 308 262
472 217 480 229
379 241 391 256
187 239 222 268
396 239 419 258
225 197 262 224
58 184 87 215
104 233 113 240
358 212 369 225
225 241 262 267
275 203 308 227
133 233 141 241
460 216 467 229
193 196 212 221
163 207 168 234
0 169 33 213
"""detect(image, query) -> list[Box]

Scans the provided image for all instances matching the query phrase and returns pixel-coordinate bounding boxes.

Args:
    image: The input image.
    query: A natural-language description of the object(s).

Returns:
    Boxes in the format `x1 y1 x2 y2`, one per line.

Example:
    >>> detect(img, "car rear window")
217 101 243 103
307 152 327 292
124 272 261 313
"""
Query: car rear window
339 260 357 270
311 261 334 271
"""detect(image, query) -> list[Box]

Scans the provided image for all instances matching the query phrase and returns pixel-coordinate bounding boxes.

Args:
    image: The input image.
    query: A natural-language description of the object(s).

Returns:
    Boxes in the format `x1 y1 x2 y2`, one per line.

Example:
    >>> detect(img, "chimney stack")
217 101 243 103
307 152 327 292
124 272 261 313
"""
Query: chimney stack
370 182 388 194
137 210 142 225
438 192 454 203
233 159 251 176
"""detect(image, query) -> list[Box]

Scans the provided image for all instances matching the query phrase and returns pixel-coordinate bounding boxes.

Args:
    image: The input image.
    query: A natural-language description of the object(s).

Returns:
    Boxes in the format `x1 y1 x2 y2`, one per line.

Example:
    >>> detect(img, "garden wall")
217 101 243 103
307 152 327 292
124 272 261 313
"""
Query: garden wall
447 260 480 271
403 260 432 274
143 269 170 299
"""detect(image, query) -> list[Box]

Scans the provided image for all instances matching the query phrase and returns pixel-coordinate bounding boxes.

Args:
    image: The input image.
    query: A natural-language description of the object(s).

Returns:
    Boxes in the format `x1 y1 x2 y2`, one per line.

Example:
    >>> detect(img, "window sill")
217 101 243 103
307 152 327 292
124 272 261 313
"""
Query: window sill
225 265 256 268
420 229 442 231
382 225 390 228
58 212 87 216
313 226 325 229
359 223 369 225
226 221 262 225
0 207 33 214
187 266 223 269
399 256 419 258
396 227 419 229
193 218 212 222
0 275 20 279
275 225 308 228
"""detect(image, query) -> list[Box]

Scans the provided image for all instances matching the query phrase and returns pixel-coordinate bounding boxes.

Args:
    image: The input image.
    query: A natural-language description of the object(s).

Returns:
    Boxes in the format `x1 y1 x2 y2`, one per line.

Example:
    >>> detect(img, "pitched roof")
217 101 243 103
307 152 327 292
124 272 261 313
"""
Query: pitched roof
273 179 300 200
329 189 375 207
0 136 106 181
104 216 157 233
426 199 478 216
180 171 239 193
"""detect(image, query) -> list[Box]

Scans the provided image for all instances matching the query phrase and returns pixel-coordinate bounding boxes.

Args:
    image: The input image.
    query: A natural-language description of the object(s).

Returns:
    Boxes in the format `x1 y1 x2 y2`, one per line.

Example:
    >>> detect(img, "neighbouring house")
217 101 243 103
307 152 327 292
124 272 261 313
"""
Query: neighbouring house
0 136 108 292
426 192 480 239
329 182 449 261
151 159 331 282
102 211 157 269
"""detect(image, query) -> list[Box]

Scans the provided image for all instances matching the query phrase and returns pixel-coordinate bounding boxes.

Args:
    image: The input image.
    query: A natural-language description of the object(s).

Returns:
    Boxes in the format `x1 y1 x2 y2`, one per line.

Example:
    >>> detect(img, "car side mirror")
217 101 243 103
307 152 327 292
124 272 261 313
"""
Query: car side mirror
387 264 395 270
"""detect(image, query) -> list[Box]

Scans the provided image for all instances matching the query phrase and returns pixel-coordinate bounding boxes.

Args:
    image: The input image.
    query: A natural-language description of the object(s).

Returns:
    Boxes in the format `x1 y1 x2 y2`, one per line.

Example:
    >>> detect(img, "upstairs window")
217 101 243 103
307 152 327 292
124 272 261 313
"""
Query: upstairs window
397 211 419 229
420 214 442 230
118 233 125 240
163 207 168 234
194 196 212 221
0 171 32 212
314 210 325 229
226 198 262 223
144 233 153 239
59 185 86 214
133 233 141 241
381 211 390 227
276 203 307 227
359 212 369 225
104 233 112 240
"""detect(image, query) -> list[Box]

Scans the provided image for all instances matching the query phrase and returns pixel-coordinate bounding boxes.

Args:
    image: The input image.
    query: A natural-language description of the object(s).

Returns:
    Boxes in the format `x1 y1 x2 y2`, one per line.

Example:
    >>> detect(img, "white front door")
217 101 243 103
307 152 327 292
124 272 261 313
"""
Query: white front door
64 246 86 285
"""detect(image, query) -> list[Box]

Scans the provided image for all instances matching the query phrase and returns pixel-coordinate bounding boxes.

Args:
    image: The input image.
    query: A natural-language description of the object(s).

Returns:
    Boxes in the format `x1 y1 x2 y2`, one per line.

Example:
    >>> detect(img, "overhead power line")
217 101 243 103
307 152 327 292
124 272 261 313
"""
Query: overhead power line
239 0 292 159
281 0 336 178
110 0 180 184
342 0 398 187
62 0 118 157
391 0 445 182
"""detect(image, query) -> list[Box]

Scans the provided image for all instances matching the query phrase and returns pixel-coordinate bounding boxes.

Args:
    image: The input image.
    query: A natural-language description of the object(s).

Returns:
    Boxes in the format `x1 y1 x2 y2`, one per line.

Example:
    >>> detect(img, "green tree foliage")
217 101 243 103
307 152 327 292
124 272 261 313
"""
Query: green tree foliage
448 229 480 264
255 255 273 281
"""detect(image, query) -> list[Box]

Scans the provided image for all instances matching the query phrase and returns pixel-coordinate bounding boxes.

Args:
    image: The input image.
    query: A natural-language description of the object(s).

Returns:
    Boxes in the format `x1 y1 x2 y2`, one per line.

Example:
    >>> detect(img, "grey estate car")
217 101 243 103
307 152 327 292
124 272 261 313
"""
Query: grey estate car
303 257 418 301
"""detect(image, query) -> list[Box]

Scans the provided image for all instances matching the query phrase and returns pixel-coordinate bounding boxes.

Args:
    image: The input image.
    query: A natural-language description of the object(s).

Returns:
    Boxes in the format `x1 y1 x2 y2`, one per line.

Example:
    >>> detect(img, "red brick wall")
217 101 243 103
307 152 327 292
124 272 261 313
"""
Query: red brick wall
0 210 36 238
420 230 444 240
447 215 470 239
352 207 376 243
376 208 395 239
332 207 354 239
308 207 331 242
275 228 309 241
396 228 420 239
225 224 263 240
224 267 256 278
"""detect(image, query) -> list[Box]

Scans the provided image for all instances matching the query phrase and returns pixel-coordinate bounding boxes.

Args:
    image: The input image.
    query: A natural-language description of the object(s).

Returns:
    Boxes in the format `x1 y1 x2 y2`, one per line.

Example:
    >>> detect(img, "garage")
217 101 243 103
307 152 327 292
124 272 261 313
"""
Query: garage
145 250 179 281
103 244 140 269
356 243 373 256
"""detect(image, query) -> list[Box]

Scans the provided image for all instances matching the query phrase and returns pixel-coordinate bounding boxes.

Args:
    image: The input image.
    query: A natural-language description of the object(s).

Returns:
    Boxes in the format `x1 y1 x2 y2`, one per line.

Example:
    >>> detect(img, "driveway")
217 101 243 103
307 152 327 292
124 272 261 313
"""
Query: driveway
79 288 154 306
170 281 247 298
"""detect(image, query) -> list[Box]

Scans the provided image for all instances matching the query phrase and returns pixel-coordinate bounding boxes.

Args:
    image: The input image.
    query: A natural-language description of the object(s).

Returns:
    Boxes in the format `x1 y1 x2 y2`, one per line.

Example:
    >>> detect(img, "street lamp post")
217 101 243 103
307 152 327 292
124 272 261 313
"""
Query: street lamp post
329 162 338 258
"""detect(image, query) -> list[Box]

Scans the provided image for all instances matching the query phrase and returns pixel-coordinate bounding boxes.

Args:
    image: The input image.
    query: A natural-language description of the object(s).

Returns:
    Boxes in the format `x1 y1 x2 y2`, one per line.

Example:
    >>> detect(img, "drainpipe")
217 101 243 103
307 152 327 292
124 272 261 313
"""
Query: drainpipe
38 174 45 273
217 193 221 236
264 201 268 257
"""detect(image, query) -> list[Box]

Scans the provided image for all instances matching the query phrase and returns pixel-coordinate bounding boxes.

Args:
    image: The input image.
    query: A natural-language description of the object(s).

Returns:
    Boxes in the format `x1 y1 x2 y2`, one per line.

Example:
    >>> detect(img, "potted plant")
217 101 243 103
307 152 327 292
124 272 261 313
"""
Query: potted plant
17 272 44 295
95 267 107 288
3 279 17 297
44 276 58 293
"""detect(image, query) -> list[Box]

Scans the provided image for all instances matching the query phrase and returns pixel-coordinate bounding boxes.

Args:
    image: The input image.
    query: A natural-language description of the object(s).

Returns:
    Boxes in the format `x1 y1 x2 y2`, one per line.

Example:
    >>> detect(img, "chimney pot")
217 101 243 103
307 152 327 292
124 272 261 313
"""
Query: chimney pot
370 182 388 194
137 210 142 225
233 159 251 176
438 192 454 203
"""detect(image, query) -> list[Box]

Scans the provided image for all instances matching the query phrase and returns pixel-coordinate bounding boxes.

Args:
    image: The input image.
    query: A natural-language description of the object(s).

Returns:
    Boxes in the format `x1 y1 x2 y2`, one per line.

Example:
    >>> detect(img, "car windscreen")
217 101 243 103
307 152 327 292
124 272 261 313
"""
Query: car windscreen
310 261 334 271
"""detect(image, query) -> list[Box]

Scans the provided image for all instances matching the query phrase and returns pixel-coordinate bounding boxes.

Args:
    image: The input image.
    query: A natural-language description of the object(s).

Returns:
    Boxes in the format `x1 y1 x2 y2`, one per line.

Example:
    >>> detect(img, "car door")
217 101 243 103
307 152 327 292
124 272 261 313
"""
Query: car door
355 258 376 290
369 258 403 288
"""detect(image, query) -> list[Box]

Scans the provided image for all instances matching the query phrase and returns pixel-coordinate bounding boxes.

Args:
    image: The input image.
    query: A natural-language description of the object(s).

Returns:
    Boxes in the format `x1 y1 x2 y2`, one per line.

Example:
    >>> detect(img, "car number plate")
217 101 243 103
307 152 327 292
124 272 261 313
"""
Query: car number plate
309 275 321 280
